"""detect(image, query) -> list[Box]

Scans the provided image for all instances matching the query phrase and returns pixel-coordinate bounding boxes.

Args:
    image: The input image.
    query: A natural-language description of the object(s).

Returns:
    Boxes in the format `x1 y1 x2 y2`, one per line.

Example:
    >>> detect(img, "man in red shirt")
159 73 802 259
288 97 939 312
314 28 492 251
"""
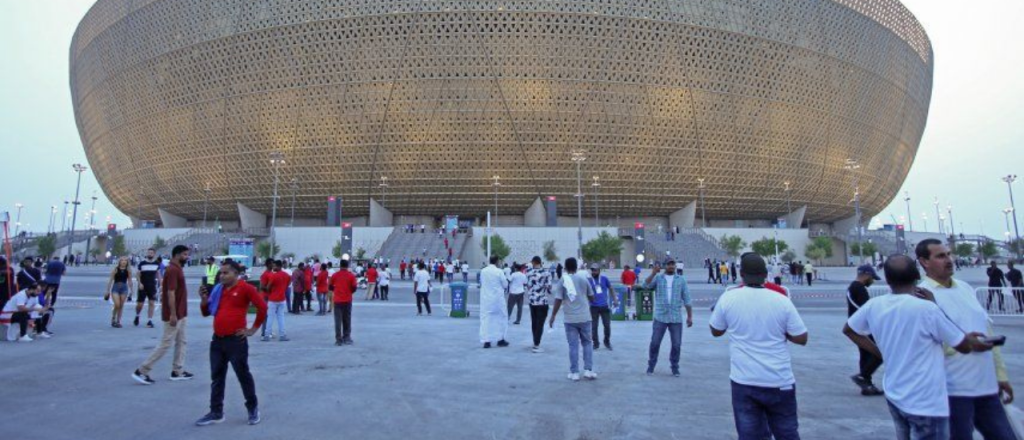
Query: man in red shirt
364 264 379 300
303 264 314 312
330 259 358 346
133 245 193 385
315 263 330 315
621 265 638 308
400 260 407 280
262 260 290 341
258 259 274 338
196 260 267 426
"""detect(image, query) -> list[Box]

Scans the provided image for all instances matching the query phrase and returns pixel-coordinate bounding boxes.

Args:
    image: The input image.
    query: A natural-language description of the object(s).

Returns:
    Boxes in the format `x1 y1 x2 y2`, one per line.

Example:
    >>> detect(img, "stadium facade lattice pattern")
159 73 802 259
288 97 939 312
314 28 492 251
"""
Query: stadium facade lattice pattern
71 0 932 224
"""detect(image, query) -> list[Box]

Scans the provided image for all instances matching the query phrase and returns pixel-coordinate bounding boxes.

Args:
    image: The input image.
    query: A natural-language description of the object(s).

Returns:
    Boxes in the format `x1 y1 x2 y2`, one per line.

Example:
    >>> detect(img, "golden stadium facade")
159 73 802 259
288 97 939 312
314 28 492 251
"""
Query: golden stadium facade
71 0 932 225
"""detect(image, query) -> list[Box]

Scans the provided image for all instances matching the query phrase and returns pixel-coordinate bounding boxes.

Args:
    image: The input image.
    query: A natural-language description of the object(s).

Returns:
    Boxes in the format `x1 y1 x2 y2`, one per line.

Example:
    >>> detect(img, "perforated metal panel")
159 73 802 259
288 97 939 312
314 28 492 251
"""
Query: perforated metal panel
70 0 932 223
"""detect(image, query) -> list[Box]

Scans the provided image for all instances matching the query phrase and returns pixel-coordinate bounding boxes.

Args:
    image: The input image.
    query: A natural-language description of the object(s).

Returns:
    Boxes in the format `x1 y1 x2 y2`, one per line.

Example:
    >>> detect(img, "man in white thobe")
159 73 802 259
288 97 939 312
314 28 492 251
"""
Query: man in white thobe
479 255 510 348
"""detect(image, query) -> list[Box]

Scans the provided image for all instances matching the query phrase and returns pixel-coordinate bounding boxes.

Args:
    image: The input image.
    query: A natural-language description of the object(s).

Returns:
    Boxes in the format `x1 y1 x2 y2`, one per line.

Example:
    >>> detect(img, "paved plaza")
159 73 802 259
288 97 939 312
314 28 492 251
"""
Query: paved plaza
0 266 1020 439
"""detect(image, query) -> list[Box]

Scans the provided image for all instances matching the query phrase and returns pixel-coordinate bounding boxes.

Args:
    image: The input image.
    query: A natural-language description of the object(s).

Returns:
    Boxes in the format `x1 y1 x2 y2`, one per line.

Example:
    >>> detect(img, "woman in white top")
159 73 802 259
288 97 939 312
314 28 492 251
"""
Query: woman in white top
379 265 391 301
507 264 529 325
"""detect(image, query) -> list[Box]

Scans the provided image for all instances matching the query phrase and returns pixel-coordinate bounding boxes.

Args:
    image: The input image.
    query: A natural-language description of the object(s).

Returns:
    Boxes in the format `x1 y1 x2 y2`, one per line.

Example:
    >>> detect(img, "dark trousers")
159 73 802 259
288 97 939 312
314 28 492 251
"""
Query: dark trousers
949 394 1016 440
590 306 611 346
416 292 432 314
34 312 51 334
11 311 29 337
333 303 352 342
731 381 800 440
380 285 389 301
304 291 312 310
291 291 305 314
529 305 548 346
987 287 1006 312
806 273 813 286
1013 288 1024 312
858 340 883 384
507 293 524 323
209 335 257 414
649 320 682 372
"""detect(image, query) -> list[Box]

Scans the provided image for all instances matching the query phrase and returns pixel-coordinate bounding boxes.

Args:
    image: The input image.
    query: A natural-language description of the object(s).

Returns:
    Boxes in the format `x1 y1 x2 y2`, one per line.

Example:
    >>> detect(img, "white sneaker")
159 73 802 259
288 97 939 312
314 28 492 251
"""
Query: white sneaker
583 370 598 380
567 372 580 381
18 335 33 342
532 346 544 353
36 332 52 339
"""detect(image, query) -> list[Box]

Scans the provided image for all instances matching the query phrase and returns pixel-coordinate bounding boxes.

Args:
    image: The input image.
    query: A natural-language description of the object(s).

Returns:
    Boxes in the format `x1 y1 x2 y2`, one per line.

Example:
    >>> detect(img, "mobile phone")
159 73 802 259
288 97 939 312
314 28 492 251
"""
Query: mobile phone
980 335 1007 346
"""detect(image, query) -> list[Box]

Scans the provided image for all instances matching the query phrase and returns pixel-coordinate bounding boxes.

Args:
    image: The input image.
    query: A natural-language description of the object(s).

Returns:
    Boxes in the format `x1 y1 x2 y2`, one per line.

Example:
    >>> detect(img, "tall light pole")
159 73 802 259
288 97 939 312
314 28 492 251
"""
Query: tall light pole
269 152 286 257
492 175 501 227
48 205 56 235
60 201 69 236
289 178 299 227
947 204 956 238
933 198 944 235
571 150 586 259
85 192 98 264
844 158 863 263
67 163 88 259
1003 175 1021 254
783 181 792 217
903 191 913 231
202 182 212 229
379 176 389 209
697 177 706 228
592 176 600 227
922 212 928 233
1005 208 1014 244
13 203 23 236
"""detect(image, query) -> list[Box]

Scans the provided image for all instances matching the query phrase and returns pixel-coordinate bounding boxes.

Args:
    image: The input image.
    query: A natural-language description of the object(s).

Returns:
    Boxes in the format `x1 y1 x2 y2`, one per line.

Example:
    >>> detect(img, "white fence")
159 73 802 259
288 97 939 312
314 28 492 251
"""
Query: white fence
865 285 1024 317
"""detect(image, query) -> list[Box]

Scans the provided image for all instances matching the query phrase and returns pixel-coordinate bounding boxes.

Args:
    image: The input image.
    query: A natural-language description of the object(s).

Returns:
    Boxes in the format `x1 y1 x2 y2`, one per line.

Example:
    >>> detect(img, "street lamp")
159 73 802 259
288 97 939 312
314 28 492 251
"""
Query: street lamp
1003 175 1021 255
947 204 956 237
922 212 928 233
61 201 69 236
268 152 286 256
592 176 600 227
492 175 501 227
67 163 88 259
84 192 98 264
289 178 299 227
571 150 587 259
13 203 23 236
933 198 944 235
844 158 863 263
203 182 212 229
48 205 56 235
379 176 389 210
697 177 706 228
904 191 913 231
783 181 792 218
1004 208 1014 244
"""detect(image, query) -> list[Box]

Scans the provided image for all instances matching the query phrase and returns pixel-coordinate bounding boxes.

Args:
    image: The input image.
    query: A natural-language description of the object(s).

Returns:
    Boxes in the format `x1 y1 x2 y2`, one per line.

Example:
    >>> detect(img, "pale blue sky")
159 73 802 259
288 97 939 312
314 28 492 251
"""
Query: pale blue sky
1 1 1022 237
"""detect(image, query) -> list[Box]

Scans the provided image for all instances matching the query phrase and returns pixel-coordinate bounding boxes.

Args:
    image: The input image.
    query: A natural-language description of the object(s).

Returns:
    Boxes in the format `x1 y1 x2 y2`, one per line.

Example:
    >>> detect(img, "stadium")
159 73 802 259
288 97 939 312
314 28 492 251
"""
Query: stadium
71 0 932 230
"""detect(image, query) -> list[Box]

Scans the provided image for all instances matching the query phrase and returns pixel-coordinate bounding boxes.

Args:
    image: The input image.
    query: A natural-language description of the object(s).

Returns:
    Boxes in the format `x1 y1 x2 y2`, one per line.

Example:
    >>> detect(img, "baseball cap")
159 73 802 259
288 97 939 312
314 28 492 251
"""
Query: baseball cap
740 253 768 284
857 264 882 280
588 263 601 270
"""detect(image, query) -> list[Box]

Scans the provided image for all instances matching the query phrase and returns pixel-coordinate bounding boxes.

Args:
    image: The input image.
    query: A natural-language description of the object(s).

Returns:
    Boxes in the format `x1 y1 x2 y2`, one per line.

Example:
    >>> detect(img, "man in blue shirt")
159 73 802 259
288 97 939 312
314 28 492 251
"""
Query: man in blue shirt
588 263 614 351
43 256 66 306
643 259 693 377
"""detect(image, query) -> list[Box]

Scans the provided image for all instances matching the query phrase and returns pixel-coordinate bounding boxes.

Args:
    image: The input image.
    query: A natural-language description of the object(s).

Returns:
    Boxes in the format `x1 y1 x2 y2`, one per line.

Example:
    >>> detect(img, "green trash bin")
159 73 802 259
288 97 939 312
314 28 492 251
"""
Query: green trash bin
611 285 628 321
449 282 470 318
635 288 654 321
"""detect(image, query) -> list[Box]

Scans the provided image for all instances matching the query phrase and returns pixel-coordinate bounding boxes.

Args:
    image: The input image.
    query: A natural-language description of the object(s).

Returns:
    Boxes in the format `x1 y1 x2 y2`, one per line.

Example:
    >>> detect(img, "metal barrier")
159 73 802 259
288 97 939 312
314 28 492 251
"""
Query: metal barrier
976 287 1024 317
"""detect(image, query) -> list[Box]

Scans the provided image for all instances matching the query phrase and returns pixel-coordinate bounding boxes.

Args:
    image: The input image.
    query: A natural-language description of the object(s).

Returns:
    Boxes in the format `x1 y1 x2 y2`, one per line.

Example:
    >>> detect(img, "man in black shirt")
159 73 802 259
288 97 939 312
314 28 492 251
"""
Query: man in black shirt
847 264 883 396
1007 262 1023 313
986 261 1006 312
134 249 162 328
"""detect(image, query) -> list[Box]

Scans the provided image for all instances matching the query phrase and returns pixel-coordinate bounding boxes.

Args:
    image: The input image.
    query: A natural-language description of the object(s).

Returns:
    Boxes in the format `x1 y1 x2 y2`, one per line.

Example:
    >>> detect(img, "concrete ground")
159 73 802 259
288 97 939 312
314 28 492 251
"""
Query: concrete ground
1 266 1019 439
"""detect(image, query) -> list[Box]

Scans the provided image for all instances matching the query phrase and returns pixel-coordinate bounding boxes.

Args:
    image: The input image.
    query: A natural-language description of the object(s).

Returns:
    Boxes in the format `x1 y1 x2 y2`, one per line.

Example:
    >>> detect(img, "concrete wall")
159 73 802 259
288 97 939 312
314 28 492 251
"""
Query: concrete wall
464 227 619 267
274 227 393 260
123 228 193 245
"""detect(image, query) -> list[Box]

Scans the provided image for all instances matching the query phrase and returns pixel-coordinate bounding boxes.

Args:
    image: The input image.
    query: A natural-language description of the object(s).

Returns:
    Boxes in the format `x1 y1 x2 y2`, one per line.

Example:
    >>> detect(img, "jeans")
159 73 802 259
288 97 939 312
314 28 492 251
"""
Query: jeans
529 305 549 346
590 306 611 346
416 292 432 314
649 320 682 372
379 285 389 301
987 288 1006 312
317 293 327 313
564 322 593 373
291 290 305 314
209 335 257 414
139 318 187 375
949 394 1015 440
333 303 352 342
266 301 286 337
887 400 950 440
463 273 468 283
507 293 524 323
731 381 800 440
286 289 292 313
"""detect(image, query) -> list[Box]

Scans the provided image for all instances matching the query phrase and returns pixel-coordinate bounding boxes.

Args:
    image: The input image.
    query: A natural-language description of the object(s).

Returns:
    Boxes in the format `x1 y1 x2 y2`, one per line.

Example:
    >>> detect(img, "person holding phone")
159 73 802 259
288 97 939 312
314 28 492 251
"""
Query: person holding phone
642 259 692 377
916 239 1015 440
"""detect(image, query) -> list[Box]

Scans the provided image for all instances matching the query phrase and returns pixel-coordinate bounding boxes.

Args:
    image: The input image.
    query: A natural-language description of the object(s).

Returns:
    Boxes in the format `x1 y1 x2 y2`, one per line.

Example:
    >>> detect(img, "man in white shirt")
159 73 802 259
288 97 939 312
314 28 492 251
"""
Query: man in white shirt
2 283 47 341
378 265 391 301
845 254 992 440
916 239 1016 440
709 253 808 440
480 256 510 348
507 264 528 325
412 262 432 316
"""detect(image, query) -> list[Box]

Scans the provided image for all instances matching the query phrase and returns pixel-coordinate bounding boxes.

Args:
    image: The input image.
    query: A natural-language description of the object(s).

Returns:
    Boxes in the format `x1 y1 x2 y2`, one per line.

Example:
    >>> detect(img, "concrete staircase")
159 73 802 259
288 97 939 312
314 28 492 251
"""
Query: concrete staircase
376 228 468 263
645 229 729 269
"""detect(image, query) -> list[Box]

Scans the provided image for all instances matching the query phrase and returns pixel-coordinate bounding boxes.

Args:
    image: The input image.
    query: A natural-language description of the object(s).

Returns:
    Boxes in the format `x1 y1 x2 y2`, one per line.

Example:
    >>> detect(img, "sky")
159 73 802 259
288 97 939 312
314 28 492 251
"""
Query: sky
0 0 1022 238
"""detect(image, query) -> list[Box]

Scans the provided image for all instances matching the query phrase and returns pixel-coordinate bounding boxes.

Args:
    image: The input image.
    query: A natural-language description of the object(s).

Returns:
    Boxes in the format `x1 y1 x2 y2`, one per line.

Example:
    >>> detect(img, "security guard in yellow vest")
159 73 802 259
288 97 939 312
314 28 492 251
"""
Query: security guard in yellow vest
204 257 219 287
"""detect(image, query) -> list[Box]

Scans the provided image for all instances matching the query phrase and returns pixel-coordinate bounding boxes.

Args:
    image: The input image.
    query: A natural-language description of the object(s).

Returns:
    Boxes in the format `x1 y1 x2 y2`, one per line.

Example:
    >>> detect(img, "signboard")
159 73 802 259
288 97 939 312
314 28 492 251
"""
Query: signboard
141 220 157 229
636 288 654 321
326 196 343 227
228 238 255 266
611 285 628 321
545 196 558 227
634 222 646 260
340 222 353 260
777 217 787 229
445 215 459 232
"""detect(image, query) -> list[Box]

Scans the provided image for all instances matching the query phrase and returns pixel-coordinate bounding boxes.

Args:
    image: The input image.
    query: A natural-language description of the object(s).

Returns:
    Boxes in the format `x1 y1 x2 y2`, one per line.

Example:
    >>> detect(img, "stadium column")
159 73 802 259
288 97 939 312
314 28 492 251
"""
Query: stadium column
781 206 807 230
368 197 393 227
668 201 698 229
157 208 188 228
237 203 268 231
523 197 546 227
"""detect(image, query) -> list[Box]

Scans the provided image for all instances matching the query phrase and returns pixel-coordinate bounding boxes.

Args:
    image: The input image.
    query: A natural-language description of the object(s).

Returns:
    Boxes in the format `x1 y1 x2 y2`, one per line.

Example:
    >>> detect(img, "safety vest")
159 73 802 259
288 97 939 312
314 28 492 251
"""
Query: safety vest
205 264 219 284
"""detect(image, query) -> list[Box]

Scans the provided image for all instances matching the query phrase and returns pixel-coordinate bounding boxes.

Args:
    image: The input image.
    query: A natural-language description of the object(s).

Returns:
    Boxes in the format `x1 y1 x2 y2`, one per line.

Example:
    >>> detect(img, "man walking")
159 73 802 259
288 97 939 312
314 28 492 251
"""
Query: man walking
364 263 378 300
917 239 1016 440
709 253 808 440
195 260 267 426
291 262 306 315
549 257 596 381
847 264 884 396
261 260 289 341
413 262 433 316
643 259 692 377
43 256 66 307
133 249 161 327
507 264 527 325
587 263 614 351
986 261 1007 312
1007 262 1023 313
132 245 194 385
526 256 552 353
329 259 357 345
479 256 509 348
